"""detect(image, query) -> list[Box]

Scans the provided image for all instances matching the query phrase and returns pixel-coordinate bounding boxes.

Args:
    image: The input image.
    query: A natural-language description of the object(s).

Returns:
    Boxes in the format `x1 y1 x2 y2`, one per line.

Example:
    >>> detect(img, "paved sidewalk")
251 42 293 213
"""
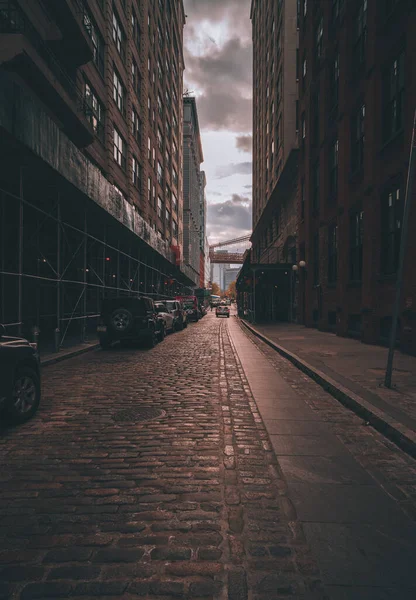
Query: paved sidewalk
40 341 100 367
231 318 416 599
241 321 416 454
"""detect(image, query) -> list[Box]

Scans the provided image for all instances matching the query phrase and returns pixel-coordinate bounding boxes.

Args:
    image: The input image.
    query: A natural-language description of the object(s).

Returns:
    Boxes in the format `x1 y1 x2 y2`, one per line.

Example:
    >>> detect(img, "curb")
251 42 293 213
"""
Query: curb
240 319 416 459
41 343 100 367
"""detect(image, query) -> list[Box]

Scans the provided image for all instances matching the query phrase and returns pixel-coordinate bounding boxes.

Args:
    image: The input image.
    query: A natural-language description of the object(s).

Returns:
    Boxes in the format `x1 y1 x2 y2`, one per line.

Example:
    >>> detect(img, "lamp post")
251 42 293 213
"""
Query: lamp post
384 108 416 388
292 261 307 324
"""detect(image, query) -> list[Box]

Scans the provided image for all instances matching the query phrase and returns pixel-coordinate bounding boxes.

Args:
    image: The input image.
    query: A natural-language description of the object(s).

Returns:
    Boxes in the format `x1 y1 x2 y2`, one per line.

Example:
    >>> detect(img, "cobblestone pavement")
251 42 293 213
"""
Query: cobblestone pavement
0 314 326 600
237 320 416 522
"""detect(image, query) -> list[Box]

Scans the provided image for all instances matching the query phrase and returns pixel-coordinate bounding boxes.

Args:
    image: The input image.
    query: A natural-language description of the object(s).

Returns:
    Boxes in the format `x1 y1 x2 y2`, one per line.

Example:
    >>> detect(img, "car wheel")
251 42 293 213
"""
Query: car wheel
158 325 166 341
99 335 112 350
147 329 157 348
110 308 133 334
183 320 188 328
8 367 40 423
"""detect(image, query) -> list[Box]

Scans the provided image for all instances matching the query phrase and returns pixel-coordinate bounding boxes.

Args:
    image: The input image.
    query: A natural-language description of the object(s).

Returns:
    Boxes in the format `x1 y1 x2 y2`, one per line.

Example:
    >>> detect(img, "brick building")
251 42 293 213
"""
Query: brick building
183 96 204 286
0 0 194 351
298 0 416 353
238 0 299 323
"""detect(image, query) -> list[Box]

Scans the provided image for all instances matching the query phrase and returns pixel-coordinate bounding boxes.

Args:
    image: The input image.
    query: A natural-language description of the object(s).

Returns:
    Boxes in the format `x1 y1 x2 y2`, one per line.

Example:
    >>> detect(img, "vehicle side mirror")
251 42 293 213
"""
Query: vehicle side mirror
0 324 6 339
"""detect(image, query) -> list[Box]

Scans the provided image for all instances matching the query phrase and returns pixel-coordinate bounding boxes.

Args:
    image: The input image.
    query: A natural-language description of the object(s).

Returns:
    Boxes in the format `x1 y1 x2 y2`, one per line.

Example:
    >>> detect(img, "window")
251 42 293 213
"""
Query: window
301 112 306 146
148 177 152 204
315 16 323 64
152 147 155 167
330 138 339 199
157 57 163 81
312 160 320 213
166 208 170 225
113 127 126 170
131 10 140 49
328 224 338 283
351 104 365 172
166 119 171 140
157 160 163 185
172 140 178 159
166 89 171 109
332 0 344 23
172 167 178 188
157 127 163 151
313 232 319 285
381 184 402 274
172 192 178 213
112 11 125 60
350 211 363 280
132 108 141 143
157 196 163 219
301 178 305 220
157 93 163 116
353 0 367 68
172 112 178 133
148 96 151 119
172 219 178 238
113 69 125 114
83 80 104 141
303 0 307 17
152 184 156 208
131 60 140 96
330 52 340 110
147 136 151 161
312 89 320 146
83 7 104 75
302 55 307 81
383 51 404 142
166 148 171 170
132 156 141 188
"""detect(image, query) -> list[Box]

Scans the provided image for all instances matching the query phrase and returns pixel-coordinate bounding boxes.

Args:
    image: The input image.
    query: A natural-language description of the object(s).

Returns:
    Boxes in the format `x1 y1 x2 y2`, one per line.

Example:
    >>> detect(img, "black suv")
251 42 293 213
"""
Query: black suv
0 325 41 423
97 296 164 349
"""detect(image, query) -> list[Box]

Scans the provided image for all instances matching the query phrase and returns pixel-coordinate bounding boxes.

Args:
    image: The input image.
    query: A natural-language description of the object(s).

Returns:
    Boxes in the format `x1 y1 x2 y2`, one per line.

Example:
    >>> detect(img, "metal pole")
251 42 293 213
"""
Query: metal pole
252 268 256 324
1 191 5 325
385 108 416 388
82 208 87 342
55 195 61 352
18 169 24 336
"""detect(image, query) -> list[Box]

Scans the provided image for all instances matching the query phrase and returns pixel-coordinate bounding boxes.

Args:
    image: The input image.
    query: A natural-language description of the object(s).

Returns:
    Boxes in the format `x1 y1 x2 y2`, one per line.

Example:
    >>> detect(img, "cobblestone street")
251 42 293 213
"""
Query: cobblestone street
1 313 416 599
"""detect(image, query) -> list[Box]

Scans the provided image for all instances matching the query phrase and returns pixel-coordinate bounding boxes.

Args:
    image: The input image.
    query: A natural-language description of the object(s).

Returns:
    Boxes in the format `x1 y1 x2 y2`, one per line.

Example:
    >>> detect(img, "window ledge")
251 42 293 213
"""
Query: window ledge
378 273 397 283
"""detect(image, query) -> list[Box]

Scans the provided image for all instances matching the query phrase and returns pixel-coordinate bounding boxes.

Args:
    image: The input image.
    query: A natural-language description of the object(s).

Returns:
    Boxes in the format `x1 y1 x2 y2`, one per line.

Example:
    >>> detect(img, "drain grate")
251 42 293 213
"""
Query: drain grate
112 406 166 422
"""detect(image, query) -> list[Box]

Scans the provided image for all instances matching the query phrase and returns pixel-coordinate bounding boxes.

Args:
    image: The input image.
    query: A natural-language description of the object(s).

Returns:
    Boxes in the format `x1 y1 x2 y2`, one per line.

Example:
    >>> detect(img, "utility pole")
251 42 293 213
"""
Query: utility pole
384 109 416 388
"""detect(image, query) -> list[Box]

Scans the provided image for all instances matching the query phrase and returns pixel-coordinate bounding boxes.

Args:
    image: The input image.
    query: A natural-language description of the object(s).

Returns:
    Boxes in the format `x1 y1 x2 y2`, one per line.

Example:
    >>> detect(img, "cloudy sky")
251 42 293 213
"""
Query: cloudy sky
183 0 253 246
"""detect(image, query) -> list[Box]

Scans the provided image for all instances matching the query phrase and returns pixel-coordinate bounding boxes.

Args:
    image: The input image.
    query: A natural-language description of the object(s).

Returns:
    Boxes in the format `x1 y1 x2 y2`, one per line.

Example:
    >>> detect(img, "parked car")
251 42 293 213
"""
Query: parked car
97 296 164 349
165 300 188 330
175 295 200 322
154 302 175 333
0 324 41 423
216 305 230 318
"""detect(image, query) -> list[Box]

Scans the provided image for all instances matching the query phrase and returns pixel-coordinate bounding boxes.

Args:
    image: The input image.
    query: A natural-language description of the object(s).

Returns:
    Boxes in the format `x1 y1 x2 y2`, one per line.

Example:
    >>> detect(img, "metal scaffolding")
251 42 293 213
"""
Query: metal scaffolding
0 169 192 353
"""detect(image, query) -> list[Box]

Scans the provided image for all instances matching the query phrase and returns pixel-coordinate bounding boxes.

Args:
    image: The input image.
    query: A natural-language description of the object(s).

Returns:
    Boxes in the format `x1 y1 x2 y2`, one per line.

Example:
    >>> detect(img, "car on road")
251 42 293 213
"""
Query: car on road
154 302 175 334
97 296 164 349
216 305 230 318
0 324 41 423
175 295 200 322
165 300 188 330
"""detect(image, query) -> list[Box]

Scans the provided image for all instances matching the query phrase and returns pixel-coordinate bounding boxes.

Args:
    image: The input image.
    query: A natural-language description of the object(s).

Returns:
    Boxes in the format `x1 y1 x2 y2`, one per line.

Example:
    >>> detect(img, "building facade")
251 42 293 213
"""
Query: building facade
298 0 416 353
0 0 193 351
245 0 299 322
183 96 204 286
199 170 207 288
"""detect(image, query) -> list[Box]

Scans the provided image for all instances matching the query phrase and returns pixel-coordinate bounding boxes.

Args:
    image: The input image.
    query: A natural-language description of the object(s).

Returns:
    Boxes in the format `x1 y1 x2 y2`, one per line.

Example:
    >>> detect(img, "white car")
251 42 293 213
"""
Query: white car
154 302 175 333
